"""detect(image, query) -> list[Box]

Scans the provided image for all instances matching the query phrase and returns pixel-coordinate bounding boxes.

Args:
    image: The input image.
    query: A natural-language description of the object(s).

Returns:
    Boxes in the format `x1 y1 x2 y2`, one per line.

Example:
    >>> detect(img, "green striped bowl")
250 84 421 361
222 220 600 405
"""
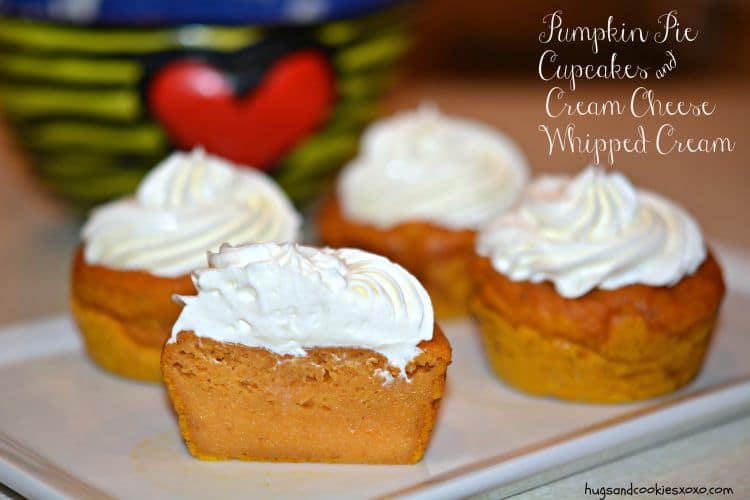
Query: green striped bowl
0 7 410 210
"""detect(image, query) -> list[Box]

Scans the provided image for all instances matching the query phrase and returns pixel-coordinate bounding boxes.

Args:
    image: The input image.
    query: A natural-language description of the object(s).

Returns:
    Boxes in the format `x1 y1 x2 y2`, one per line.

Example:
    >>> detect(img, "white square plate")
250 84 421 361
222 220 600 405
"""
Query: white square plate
1 246 750 499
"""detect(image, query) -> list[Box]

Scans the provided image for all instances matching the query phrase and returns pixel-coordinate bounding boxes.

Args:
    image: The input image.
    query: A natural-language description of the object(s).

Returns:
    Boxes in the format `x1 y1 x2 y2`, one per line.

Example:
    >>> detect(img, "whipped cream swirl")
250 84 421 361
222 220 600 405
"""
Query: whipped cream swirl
82 148 300 277
476 166 706 298
338 105 529 230
171 242 434 375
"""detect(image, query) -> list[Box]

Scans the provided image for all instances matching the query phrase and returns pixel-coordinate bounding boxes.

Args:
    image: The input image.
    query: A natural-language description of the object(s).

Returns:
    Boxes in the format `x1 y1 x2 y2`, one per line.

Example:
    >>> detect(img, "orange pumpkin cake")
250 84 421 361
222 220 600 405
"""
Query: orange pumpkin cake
472 166 725 403
71 247 193 381
162 242 452 463
70 148 300 381
317 105 528 318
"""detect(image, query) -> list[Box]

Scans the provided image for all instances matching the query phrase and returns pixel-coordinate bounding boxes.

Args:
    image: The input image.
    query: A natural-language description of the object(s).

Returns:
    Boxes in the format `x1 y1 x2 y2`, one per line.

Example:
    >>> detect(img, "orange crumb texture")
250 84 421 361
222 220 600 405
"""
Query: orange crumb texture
162 326 452 464
317 195 476 318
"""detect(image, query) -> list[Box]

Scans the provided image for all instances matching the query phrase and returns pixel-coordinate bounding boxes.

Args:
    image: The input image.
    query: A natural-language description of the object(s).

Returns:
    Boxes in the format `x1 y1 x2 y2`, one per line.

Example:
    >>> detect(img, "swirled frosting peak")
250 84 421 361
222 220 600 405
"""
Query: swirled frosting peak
476 166 706 298
171 242 434 374
82 148 300 277
338 105 529 230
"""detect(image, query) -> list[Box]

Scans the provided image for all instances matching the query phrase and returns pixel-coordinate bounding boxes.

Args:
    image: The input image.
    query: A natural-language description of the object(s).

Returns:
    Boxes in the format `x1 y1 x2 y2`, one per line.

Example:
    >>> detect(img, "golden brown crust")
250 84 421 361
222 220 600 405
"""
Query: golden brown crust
70 295 164 381
70 245 194 380
317 195 476 317
471 252 725 402
472 252 725 358
71 246 193 332
162 325 451 464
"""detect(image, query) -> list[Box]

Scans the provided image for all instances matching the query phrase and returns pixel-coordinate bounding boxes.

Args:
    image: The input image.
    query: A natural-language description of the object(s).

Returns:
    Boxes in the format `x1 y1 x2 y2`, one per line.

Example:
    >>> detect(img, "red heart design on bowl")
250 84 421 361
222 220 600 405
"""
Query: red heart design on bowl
149 50 334 170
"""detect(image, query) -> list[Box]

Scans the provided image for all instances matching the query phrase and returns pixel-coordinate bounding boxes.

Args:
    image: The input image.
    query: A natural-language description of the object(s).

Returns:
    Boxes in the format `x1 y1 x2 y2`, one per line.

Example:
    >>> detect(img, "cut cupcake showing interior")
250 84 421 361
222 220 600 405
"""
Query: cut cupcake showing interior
162 242 452 464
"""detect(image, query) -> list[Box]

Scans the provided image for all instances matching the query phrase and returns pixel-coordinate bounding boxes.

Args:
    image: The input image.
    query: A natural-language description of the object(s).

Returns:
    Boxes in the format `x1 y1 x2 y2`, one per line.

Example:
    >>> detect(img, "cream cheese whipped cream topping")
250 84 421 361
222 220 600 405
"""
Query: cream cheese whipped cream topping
476 166 706 298
171 242 434 375
82 148 300 277
337 105 529 230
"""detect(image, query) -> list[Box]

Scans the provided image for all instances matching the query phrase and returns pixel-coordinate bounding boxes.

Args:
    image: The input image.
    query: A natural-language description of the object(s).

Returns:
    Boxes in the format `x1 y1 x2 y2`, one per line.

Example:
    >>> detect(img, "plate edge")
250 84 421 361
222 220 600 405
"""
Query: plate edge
0 433 114 500
385 376 750 500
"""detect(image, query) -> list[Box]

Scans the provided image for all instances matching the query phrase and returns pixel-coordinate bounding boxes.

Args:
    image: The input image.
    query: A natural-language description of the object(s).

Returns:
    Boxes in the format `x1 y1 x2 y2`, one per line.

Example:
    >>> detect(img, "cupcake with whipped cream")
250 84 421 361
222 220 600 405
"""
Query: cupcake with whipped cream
318 105 529 317
472 166 725 403
162 242 451 464
70 148 300 381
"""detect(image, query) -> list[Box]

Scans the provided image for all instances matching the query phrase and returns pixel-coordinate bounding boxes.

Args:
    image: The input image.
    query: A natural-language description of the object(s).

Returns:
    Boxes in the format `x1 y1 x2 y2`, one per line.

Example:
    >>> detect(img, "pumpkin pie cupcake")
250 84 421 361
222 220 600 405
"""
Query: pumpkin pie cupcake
318 105 529 317
163 242 452 463
472 166 725 403
70 148 300 382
